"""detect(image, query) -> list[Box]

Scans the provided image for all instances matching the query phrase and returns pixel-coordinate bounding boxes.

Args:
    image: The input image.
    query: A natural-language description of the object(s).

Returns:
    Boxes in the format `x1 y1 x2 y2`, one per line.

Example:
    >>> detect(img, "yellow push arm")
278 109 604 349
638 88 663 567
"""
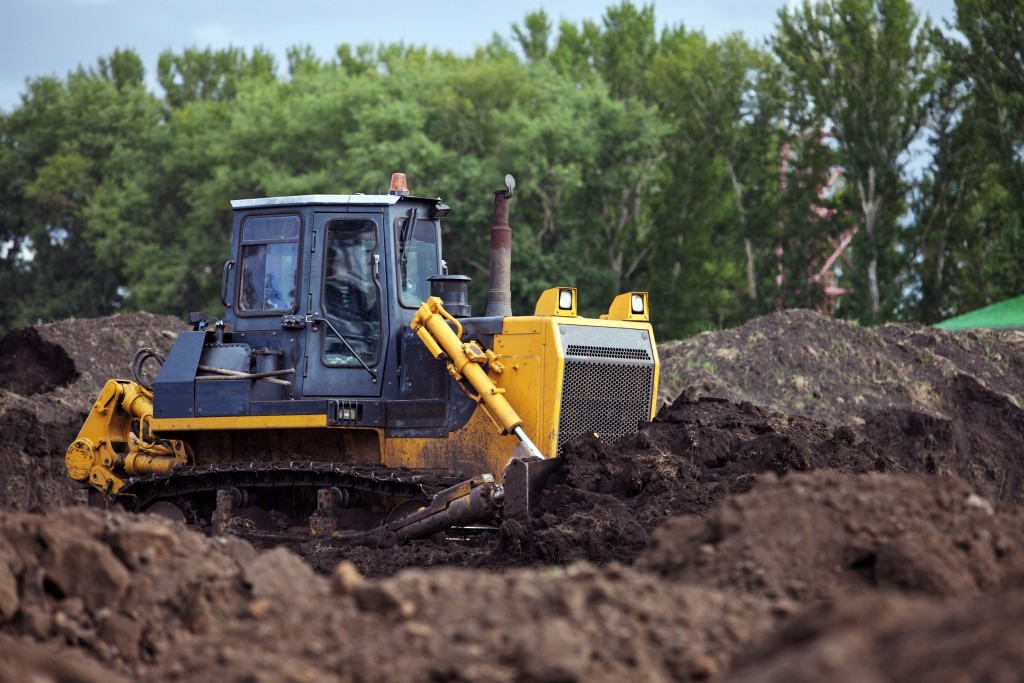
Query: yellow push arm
411 297 545 459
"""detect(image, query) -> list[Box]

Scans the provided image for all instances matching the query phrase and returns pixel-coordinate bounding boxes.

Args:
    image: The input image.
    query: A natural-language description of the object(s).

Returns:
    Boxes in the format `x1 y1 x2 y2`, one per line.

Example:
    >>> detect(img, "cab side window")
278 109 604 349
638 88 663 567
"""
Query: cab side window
238 215 300 314
395 214 440 308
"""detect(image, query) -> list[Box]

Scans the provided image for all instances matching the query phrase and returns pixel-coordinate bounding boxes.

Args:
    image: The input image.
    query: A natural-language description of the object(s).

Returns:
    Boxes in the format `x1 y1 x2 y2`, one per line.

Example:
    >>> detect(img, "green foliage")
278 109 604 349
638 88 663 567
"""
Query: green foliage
907 0 1024 321
0 1 1021 338
512 10 553 63
775 0 941 323
643 27 785 336
157 46 276 110
0 58 163 327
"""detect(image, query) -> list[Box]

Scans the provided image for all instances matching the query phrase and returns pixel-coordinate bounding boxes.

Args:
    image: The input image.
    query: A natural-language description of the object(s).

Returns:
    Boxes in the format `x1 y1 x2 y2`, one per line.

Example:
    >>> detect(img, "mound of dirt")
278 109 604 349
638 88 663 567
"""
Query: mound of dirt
639 470 1024 603
0 313 184 511
308 379 1024 577
0 327 78 395
659 310 1024 420
660 310 1024 506
3 308 1024 680
299 396 893 575
491 397 893 568
724 589 1024 683
0 635 127 683
0 506 774 682
3 470 1022 682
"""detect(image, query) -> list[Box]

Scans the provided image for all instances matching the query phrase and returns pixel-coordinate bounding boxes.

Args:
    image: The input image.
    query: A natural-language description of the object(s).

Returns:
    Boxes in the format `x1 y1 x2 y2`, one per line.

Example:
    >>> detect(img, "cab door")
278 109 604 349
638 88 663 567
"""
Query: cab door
302 212 388 397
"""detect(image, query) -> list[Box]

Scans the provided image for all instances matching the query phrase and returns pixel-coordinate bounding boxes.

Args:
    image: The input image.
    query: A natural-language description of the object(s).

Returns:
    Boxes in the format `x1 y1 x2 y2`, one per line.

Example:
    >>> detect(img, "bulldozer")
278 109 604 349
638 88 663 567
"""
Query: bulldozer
65 173 659 543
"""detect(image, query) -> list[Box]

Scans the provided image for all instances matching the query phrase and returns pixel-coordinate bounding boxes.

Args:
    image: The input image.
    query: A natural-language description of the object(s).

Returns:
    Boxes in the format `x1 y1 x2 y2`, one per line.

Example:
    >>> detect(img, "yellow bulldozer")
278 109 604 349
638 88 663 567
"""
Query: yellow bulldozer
66 174 659 543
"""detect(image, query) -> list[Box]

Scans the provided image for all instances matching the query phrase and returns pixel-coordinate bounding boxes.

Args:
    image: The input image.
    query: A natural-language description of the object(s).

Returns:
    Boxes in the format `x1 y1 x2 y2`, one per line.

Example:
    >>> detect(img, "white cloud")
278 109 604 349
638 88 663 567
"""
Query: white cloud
191 21 235 47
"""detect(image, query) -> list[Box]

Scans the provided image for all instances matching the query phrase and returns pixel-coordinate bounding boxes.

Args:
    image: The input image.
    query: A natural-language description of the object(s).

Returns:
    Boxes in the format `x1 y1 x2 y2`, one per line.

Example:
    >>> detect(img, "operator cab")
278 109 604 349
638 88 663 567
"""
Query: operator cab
153 173 470 436
216 174 449 402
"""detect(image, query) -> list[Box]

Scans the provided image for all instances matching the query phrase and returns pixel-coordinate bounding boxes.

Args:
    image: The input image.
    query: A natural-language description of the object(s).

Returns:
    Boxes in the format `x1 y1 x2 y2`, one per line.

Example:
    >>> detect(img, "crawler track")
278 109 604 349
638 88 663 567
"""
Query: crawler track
107 461 468 533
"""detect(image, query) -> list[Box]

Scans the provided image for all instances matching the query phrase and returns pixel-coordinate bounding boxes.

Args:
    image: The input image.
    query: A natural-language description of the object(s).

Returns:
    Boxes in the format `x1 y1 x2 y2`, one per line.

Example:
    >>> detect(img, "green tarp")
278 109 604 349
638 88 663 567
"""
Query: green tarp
935 294 1024 330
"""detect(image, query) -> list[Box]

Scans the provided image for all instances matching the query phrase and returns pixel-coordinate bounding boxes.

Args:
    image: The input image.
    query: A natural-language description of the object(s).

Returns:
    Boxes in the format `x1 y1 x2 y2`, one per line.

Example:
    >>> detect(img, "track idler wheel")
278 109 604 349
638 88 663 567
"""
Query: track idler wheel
142 497 203 527
144 500 188 524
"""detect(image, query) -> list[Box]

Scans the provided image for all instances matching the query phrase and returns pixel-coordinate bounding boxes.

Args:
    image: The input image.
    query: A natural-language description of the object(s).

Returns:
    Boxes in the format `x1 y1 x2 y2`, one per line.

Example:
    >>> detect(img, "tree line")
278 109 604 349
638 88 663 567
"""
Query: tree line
0 0 1020 340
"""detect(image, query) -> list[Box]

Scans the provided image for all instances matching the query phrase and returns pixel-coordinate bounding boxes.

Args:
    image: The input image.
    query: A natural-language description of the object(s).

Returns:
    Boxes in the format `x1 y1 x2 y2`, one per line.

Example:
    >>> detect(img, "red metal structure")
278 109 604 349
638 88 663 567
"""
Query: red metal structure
776 129 857 315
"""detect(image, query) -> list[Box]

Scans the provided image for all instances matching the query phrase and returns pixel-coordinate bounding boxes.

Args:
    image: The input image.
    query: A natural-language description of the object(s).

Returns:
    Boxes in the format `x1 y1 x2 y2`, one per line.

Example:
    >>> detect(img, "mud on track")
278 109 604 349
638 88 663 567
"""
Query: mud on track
1 309 1024 681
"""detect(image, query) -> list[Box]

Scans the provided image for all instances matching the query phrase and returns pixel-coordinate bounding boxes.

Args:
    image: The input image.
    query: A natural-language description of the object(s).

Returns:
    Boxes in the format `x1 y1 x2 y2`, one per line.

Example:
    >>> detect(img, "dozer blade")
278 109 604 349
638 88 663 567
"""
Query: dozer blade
501 455 561 523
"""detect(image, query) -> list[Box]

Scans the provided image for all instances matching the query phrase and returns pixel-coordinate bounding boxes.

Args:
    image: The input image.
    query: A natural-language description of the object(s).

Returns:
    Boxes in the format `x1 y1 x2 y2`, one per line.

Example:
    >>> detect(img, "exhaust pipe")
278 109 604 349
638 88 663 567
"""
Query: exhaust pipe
486 174 515 317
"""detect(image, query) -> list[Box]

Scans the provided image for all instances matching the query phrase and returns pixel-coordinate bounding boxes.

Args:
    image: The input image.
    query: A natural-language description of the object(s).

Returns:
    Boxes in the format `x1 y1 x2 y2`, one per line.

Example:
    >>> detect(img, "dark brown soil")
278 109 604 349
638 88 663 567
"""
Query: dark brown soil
659 311 1024 505
725 588 1024 683
0 327 78 395
639 471 1024 601
0 312 183 511
2 308 1024 682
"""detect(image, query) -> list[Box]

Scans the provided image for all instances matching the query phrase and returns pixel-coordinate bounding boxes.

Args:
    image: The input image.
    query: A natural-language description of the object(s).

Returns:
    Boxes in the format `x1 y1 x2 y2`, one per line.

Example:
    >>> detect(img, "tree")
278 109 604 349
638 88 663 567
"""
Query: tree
97 48 146 91
642 26 786 336
548 2 658 100
775 0 941 322
409 51 667 317
907 0 1024 321
512 10 553 63
945 0 1024 198
157 46 276 110
0 52 163 329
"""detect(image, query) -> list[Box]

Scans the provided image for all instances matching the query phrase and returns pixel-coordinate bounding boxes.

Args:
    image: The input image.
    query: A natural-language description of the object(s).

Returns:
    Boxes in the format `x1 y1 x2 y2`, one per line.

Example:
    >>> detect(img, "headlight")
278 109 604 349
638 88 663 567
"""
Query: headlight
533 287 578 316
605 291 649 321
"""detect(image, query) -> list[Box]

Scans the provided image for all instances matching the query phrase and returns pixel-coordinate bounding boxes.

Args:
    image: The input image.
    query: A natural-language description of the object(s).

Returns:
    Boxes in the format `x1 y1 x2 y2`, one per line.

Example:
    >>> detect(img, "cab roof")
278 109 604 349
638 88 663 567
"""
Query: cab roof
230 194 402 209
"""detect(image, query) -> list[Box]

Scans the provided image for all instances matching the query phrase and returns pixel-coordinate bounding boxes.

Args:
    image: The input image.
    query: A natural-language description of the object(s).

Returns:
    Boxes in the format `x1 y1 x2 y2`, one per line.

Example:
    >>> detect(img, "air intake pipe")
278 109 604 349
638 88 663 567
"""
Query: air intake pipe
486 174 516 317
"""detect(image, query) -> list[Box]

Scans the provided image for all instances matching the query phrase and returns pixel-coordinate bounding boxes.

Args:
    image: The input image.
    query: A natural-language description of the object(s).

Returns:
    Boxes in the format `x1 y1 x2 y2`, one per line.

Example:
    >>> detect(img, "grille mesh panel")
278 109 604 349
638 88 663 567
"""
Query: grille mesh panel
557 354 655 455
565 344 650 360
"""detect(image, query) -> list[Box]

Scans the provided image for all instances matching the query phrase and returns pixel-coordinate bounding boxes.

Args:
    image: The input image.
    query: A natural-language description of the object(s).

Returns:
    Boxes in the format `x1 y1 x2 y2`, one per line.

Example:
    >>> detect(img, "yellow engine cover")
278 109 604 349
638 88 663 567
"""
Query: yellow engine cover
386 312 659 479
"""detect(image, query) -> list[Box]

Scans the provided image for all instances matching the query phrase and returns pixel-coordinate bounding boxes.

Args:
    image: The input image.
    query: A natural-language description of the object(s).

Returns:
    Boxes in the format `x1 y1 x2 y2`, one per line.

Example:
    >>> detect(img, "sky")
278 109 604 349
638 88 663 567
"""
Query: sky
0 0 956 114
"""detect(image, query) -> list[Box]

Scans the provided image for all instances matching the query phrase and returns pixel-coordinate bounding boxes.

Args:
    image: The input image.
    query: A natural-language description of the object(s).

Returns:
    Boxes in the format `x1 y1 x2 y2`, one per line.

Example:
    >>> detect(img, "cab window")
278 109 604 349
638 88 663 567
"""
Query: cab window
395 213 440 307
323 219 381 366
238 215 300 314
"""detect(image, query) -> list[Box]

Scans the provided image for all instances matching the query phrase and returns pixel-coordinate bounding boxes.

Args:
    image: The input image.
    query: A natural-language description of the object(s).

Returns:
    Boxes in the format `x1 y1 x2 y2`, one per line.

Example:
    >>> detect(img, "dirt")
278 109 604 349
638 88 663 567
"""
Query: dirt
0 312 184 512
659 310 1024 505
1 308 1024 682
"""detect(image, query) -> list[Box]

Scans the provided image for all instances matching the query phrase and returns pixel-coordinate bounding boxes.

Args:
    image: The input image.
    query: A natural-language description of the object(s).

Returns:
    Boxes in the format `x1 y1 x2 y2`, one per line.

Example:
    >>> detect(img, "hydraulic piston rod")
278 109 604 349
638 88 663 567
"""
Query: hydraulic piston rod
411 296 544 460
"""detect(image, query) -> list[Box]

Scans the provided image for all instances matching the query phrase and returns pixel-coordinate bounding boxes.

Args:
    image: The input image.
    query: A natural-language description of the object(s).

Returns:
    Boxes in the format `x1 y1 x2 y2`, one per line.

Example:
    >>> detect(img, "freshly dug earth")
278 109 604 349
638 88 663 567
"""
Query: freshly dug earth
1 308 1023 681
639 471 1024 602
724 589 1024 683
0 313 184 511
660 310 1024 505
0 508 772 682
1 471 1022 683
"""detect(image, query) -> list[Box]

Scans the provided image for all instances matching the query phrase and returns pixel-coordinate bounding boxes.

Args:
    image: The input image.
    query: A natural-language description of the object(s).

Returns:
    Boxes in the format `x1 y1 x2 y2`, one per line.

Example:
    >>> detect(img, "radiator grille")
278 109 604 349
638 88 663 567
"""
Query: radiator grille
556 327 655 455
565 344 650 360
